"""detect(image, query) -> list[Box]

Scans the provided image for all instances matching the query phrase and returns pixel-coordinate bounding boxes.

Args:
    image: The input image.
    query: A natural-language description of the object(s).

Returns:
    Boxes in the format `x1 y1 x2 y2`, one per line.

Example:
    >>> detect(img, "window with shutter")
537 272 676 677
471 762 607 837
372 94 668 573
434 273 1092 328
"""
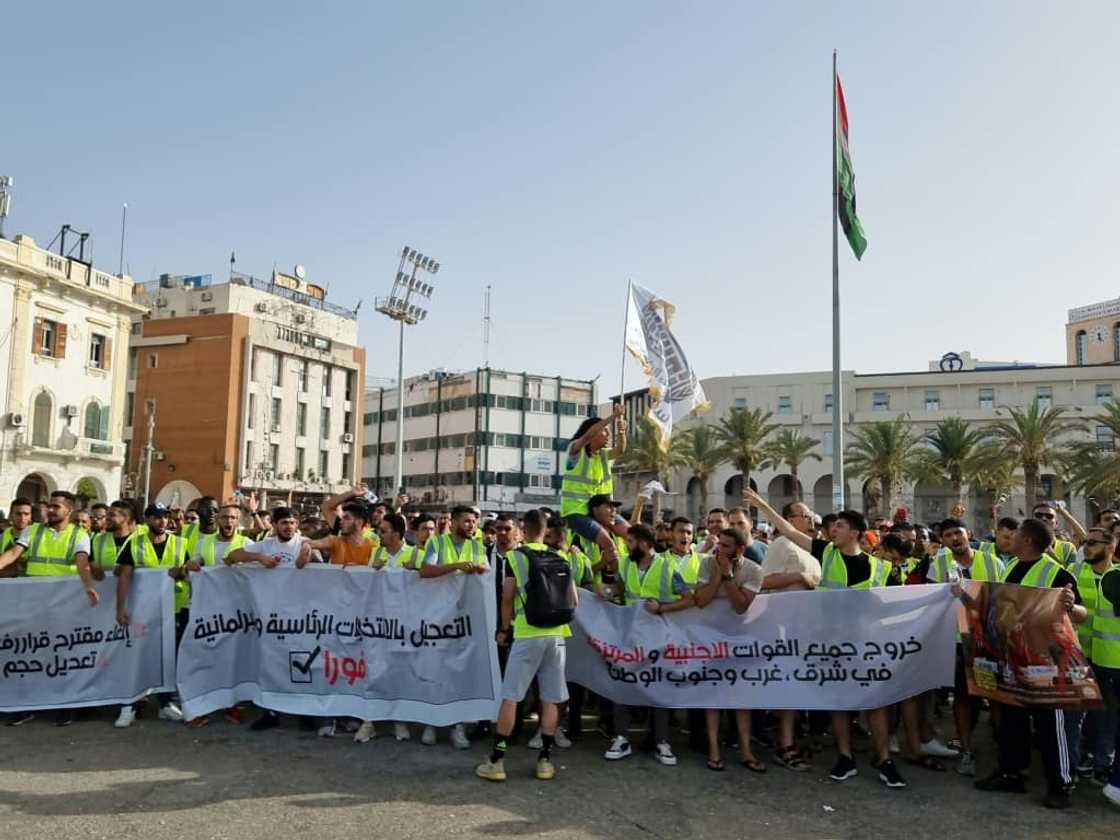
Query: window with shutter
55 323 68 358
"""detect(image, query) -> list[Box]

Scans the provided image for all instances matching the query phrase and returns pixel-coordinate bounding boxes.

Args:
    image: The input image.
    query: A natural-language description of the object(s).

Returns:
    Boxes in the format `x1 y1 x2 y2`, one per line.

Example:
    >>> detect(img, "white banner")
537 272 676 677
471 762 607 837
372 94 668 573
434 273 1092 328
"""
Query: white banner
624 282 709 446
0 570 176 712
567 585 957 709
178 566 501 725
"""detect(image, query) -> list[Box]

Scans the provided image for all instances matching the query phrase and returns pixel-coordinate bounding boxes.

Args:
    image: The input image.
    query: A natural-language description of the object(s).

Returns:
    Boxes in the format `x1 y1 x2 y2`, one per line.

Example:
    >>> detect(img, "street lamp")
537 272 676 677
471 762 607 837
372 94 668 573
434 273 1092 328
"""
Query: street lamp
376 245 439 496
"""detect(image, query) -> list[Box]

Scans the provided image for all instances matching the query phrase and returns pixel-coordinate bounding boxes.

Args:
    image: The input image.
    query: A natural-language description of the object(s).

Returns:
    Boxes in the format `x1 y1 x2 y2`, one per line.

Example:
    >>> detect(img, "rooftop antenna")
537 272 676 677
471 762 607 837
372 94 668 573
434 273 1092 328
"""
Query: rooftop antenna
0 176 12 239
118 203 128 276
483 284 491 368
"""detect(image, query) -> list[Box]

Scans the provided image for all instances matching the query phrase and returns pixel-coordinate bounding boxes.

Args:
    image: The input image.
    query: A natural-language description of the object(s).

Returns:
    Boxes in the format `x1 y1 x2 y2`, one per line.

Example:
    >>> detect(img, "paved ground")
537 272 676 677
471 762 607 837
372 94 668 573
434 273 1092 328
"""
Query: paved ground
0 708 1117 840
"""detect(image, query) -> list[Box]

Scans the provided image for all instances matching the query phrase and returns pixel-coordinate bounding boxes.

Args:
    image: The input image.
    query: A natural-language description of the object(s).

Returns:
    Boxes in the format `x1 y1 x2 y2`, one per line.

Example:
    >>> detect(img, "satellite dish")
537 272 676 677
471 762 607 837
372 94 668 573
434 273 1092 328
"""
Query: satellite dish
294 264 306 280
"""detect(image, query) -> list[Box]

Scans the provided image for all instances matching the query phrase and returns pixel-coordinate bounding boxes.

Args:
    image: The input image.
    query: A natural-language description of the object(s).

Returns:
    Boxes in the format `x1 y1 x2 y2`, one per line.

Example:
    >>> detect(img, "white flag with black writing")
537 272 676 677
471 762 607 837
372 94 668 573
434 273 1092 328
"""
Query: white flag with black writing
624 283 709 448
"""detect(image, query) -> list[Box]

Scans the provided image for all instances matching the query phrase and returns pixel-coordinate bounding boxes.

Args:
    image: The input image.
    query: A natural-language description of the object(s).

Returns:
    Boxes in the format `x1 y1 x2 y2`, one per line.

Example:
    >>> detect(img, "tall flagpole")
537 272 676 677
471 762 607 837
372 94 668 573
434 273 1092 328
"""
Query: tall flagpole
619 278 632 407
831 49 845 512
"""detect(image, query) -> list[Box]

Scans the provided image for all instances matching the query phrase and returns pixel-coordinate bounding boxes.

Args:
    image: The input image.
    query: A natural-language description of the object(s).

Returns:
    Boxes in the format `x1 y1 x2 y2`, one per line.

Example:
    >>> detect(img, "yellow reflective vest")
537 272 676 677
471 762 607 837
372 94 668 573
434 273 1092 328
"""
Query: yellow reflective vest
24 523 88 577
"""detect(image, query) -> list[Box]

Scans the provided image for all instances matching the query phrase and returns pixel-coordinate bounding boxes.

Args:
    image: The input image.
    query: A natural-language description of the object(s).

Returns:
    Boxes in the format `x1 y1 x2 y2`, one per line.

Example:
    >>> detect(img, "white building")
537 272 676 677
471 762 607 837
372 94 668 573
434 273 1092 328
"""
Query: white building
0 234 145 505
609 354 1120 530
362 368 597 511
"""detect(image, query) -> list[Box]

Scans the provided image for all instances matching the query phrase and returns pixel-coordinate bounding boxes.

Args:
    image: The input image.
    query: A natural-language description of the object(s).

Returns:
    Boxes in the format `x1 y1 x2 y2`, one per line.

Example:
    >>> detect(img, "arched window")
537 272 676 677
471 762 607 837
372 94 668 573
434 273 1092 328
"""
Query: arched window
1074 330 1088 366
1113 323 1120 362
84 402 103 440
32 392 52 447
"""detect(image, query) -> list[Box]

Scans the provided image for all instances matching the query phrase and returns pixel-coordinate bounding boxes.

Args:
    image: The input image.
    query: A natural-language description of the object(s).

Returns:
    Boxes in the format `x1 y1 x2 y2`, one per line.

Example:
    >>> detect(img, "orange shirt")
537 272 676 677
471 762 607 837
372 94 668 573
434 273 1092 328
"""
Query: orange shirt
328 536 375 567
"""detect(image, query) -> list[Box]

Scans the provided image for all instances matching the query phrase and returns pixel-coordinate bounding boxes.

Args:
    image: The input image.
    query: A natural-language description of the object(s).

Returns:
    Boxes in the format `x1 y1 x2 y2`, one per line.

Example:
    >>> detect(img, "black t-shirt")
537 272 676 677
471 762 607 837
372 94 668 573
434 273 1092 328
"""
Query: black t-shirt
119 535 169 567
1102 568 1120 607
112 534 136 566
811 538 872 587
1003 558 1082 604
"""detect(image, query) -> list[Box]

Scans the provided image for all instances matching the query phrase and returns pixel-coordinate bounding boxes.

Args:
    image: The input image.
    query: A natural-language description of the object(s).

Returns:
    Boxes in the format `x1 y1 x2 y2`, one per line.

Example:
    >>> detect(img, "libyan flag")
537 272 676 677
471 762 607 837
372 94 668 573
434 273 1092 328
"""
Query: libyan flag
835 73 867 259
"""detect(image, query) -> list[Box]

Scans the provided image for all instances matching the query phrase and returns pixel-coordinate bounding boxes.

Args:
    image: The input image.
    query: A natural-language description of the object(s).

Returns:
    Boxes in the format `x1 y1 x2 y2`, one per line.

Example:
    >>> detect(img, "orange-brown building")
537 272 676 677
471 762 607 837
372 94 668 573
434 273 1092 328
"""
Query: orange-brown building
125 270 364 513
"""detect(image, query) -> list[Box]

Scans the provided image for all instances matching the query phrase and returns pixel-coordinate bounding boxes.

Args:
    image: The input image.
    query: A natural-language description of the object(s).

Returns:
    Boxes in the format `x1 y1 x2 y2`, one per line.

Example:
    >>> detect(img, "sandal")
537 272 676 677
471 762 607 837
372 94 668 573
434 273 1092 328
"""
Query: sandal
740 756 767 773
775 746 810 772
706 758 726 771
907 755 945 772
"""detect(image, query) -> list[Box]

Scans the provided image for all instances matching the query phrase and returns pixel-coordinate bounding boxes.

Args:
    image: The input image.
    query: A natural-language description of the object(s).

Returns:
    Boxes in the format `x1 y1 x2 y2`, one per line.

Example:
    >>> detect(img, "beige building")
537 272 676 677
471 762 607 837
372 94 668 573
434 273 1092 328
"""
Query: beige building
0 233 145 504
1067 298 1120 366
609 355 1120 532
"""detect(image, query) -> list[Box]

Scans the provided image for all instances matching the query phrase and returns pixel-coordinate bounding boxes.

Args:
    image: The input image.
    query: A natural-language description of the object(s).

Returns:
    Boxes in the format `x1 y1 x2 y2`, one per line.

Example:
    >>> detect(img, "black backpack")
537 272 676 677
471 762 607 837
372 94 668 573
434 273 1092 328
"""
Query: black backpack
519 546 577 628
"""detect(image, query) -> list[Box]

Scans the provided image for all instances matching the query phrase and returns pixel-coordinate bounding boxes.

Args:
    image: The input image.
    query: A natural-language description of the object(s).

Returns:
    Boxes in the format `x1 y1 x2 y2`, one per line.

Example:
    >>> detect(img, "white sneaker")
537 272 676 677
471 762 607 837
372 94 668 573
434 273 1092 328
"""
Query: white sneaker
957 751 976 776
158 702 184 722
114 706 136 728
528 729 544 750
421 725 437 746
353 721 375 743
554 727 572 749
604 735 632 760
888 734 901 754
921 737 960 758
394 723 411 741
655 741 678 766
317 722 335 738
450 723 470 750
1103 783 1120 807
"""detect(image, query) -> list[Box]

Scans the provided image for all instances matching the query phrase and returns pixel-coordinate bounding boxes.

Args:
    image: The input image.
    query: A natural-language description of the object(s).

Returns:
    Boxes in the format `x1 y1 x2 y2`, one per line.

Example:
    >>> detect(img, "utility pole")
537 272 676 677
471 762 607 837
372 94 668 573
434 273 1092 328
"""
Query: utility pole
142 404 156 505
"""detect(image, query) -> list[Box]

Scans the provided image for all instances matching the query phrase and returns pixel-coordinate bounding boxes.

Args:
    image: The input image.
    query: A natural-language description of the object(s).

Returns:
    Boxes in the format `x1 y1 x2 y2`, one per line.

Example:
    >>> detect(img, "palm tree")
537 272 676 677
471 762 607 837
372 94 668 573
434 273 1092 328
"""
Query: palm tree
616 417 686 520
987 399 1087 512
764 428 821 501
714 407 778 493
925 417 989 502
845 416 931 516
1064 400 1120 505
676 423 726 516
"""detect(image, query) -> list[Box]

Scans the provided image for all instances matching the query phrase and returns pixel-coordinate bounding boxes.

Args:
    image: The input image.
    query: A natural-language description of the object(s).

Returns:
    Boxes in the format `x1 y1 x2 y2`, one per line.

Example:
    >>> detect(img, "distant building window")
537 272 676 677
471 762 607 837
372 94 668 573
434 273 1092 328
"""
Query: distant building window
1036 386 1053 410
247 393 256 429
295 447 305 477
147 353 158 369
1115 324 1120 363
83 402 107 440
244 441 253 470
1098 425 1115 451
341 452 351 481
322 365 332 398
924 390 940 411
345 372 354 402
128 349 139 379
979 388 995 410
777 395 792 415
872 392 890 411
297 403 307 436
32 391 52 447
319 450 329 477
38 319 57 356
823 430 834 456
734 397 747 409
1098 384 1114 406
269 444 279 470
320 407 331 439
271 398 282 432
298 359 309 393
1074 330 1087 366
89 334 107 369
824 393 834 413
272 352 283 386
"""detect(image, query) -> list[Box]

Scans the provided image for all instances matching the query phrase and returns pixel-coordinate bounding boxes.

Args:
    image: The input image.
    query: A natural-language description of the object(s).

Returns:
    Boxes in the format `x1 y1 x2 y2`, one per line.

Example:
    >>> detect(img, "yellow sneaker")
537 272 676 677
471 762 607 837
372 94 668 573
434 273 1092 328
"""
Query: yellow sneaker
476 759 507 782
536 757 556 780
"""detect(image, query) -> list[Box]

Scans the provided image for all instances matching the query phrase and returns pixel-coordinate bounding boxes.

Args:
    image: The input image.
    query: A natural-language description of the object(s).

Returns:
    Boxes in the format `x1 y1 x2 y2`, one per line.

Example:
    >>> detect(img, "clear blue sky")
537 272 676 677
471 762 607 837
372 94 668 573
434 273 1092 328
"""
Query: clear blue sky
5 3 1119 390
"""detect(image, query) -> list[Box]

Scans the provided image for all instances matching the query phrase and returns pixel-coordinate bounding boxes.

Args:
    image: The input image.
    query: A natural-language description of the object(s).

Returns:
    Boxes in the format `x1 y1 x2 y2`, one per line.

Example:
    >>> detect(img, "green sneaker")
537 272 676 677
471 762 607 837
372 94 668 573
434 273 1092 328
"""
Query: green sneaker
536 757 556 780
476 759 507 782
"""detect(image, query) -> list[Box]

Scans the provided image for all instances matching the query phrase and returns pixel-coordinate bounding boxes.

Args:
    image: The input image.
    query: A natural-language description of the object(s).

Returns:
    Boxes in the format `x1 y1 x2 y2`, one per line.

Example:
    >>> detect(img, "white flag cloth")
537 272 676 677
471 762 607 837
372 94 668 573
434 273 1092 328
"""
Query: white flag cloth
624 283 709 447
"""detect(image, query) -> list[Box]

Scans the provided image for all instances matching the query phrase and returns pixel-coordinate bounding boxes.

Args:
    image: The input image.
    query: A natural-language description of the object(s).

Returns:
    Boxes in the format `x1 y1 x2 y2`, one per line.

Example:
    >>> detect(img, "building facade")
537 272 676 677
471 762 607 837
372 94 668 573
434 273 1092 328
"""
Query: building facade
362 368 597 511
609 355 1120 531
0 234 144 505
1067 298 1120 366
126 269 365 513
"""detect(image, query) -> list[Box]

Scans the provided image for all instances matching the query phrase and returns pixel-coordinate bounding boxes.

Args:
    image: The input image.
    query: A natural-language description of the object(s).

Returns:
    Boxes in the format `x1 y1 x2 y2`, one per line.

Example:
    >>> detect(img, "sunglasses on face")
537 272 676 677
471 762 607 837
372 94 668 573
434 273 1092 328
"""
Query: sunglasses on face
1084 539 1109 547
1034 512 1055 519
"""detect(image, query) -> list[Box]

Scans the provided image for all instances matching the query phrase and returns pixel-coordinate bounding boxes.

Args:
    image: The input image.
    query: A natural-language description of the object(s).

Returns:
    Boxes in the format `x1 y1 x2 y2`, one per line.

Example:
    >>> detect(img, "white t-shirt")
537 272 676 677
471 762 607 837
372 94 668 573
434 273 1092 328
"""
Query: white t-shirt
759 535 821 591
697 554 764 596
243 534 316 566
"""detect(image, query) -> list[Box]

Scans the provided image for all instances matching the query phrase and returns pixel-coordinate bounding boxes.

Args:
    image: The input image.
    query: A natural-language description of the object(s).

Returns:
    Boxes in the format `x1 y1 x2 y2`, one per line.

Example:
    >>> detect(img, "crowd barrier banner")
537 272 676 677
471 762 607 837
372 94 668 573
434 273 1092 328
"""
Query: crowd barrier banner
0 569 176 712
179 566 501 725
960 580 1103 708
566 584 957 709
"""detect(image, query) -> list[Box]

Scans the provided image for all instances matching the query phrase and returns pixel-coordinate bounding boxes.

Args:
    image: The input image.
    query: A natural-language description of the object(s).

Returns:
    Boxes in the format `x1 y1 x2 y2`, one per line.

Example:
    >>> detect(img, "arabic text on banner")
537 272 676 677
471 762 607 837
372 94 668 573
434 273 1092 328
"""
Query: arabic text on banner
178 566 502 726
960 580 1103 709
0 569 176 712
566 585 958 710
624 282 709 445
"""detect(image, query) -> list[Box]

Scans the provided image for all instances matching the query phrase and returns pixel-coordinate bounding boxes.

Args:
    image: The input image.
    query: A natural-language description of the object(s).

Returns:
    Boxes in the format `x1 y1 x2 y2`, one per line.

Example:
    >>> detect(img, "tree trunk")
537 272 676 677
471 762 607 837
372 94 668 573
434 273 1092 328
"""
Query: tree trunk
698 475 709 518
790 462 801 501
951 469 962 505
1024 465 1039 514
880 476 892 519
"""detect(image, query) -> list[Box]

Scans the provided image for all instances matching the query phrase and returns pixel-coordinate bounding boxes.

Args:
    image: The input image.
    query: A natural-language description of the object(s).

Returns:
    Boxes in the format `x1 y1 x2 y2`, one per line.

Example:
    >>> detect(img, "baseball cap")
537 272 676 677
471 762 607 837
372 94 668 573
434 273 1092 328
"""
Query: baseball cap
144 502 170 518
588 494 622 510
